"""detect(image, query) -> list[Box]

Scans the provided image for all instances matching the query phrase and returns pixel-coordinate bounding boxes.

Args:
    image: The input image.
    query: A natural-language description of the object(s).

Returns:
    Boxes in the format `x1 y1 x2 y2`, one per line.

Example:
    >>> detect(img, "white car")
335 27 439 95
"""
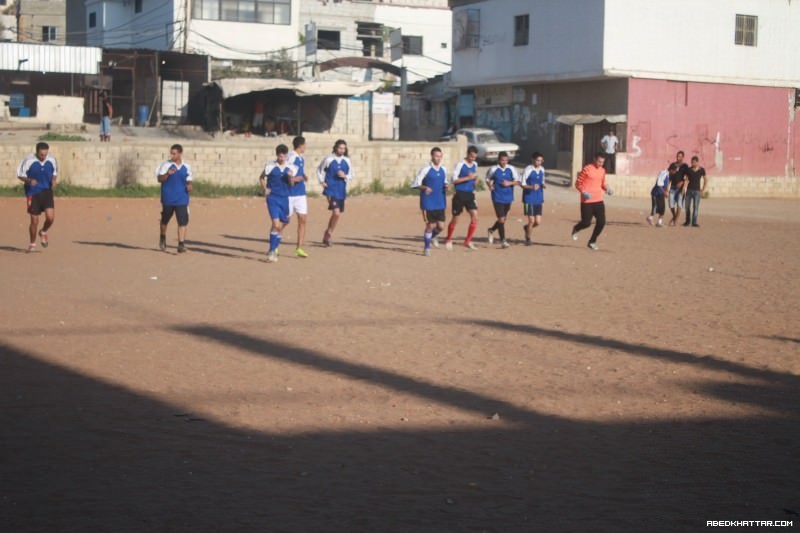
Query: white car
456 128 518 163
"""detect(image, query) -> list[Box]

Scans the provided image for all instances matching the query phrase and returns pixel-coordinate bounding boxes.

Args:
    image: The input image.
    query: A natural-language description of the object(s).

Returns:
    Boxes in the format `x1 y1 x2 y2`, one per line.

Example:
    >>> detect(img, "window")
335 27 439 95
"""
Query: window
42 26 57 42
402 35 422 56
89 12 97 28
357 21 383 57
735 14 757 46
192 0 291 25
317 30 341 50
134 0 142 13
514 14 529 46
454 8 480 50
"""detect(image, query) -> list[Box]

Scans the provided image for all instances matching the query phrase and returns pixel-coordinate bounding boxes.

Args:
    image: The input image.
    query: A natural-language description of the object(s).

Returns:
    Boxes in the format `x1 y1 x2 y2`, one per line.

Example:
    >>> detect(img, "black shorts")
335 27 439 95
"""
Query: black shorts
523 203 543 217
161 204 189 226
422 209 446 223
493 202 511 218
26 189 54 215
327 197 345 213
451 191 478 215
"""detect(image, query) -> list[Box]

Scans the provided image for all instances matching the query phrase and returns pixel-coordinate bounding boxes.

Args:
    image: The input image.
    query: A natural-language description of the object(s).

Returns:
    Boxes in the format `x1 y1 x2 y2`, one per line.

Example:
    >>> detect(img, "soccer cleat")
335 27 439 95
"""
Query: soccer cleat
487 229 494 244
656 219 664 227
465 242 478 251
646 215 654 225
445 241 453 251
432 236 440 248
322 240 331 247
588 242 599 251
159 235 167 251
177 242 186 253
27 243 36 253
295 248 308 258
267 251 277 263
571 231 579 241
38 230 48 248
423 248 431 257
501 240 510 249
525 239 533 246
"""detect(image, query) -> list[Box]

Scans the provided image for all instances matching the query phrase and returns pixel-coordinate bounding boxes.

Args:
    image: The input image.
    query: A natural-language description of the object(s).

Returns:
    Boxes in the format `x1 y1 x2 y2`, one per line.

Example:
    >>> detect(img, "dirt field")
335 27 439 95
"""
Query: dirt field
1 186 799 532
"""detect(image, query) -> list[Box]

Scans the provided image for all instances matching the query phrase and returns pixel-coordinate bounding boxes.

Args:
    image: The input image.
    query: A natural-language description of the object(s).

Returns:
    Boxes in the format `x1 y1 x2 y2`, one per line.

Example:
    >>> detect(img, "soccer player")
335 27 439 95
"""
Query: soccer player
485 151 520 248
443 145 480 251
520 152 546 245
317 139 353 247
17 142 58 252
157 144 193 253
259 144 300 263
647 163 675 227
571 152 611 251
287 136 309 258
411 147 449 256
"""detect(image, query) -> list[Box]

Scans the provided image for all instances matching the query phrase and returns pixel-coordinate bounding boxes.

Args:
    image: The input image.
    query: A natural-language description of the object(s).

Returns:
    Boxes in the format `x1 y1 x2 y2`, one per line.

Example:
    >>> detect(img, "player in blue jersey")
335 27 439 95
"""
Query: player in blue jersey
411 147 449 256
287 136 309 258
156 144 193 253
317 139 353 247
260 144 300 263
485 151 520 248
17 142 58 252
520 152 546 245
443 145 480 251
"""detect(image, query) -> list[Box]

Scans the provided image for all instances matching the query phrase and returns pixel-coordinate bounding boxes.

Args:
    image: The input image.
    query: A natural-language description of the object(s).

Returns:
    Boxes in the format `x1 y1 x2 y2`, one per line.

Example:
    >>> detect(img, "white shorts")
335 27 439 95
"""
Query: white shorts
288 195 308 216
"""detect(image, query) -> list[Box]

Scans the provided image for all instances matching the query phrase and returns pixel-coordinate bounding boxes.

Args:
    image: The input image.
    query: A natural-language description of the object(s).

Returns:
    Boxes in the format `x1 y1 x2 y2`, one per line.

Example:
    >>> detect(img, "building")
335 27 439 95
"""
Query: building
14 0 67 45
301 0 451 84
449 0 800 195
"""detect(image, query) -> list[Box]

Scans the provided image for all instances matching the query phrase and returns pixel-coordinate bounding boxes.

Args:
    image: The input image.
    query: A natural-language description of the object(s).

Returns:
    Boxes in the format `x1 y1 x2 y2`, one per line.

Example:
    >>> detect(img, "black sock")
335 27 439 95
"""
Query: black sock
498 223 506 241
489 222 498 232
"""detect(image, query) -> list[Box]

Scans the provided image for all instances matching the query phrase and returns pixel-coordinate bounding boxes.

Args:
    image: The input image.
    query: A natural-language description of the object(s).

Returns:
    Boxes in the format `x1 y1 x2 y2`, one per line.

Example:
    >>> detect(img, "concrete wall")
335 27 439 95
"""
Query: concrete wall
85 0 177 49
608 174 798 199
0 136 468 192
605 0 800 87
17 0 67 45
34 96 84 124
450 0 606 87
625 78 797 178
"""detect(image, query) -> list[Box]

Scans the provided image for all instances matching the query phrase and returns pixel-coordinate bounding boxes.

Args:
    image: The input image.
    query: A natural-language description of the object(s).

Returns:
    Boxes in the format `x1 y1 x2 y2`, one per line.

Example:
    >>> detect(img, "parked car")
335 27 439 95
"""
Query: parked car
452 128 519 163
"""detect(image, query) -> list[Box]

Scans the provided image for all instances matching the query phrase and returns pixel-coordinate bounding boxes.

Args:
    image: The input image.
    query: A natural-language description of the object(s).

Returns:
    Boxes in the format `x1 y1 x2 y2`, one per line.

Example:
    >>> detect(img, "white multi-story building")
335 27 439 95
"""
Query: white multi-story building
449 0 800 192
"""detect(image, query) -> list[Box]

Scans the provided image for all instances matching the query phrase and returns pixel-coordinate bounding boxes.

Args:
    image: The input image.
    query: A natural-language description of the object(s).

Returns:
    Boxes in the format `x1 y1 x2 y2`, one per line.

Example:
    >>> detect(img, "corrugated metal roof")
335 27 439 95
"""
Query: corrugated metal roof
0 43 102 74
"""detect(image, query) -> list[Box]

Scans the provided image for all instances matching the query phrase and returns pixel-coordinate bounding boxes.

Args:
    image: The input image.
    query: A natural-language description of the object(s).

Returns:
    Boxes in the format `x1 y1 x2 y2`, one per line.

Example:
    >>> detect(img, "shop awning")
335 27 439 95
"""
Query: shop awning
213 78 383 99
556 114 627 125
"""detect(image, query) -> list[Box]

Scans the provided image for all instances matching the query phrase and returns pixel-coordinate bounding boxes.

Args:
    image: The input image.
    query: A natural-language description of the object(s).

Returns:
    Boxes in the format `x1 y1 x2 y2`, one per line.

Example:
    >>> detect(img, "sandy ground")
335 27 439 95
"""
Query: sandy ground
1 186 799 532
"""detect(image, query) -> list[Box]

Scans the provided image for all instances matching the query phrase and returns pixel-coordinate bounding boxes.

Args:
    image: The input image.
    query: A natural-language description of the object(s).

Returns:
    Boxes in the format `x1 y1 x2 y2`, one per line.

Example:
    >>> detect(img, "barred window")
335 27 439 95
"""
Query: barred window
734 14 757 46
193 0 291 25
514 14 529 46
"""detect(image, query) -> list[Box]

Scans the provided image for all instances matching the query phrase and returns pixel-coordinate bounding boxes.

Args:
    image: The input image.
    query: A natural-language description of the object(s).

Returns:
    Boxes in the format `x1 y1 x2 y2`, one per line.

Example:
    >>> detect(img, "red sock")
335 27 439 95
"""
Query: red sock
465 222 477 245
445 222 456 242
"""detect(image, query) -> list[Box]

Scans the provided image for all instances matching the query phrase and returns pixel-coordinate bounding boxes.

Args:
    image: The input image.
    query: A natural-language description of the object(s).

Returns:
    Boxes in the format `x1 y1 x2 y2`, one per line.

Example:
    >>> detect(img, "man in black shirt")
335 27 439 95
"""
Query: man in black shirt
668 151 689 226
683 156 707 227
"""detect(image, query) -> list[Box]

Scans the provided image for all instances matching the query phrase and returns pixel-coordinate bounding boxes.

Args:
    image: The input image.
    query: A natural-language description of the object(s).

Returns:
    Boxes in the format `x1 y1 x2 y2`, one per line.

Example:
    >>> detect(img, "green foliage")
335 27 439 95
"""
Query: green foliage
38 133 87 142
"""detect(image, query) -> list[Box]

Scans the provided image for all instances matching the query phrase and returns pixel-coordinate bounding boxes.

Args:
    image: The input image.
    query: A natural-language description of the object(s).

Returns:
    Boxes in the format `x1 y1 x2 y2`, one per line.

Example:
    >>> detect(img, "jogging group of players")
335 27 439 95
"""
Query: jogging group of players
16 137 617 257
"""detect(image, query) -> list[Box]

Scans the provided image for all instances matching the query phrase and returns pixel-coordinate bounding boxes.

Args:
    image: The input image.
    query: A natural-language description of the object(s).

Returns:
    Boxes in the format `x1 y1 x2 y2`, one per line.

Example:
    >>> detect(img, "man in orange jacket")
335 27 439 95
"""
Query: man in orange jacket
571 152 612 250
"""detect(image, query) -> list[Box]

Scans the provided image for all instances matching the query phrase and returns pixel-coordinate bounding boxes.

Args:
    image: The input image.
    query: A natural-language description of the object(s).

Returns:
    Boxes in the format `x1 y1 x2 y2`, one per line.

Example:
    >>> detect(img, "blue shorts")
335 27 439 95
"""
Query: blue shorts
669 189 684 209
267 195 290 223
100 116 111 135
524 203 543 217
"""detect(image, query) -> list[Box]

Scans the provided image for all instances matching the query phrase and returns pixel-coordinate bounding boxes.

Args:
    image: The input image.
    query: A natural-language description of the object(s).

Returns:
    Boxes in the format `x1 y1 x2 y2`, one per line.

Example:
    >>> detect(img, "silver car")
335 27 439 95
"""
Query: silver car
456 128 518 163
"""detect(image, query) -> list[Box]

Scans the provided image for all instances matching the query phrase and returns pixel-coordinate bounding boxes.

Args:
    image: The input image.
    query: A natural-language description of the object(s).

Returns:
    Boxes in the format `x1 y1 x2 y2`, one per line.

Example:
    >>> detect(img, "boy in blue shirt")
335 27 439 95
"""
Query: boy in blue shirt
485 151 520 248
260 144 300 263
17 142 58 252
444 145 480 251
317 139 353 247
411 147 449 256
156 144 193 253
287 136 309 258
520 152 546 245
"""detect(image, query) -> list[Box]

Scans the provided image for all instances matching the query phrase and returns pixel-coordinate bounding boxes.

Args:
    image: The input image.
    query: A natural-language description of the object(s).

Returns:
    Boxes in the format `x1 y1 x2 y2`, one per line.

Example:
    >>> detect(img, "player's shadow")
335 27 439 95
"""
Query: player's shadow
0 245 29 253
75 240 161 253
185 239 262 255
336 237 419 255
220 233 267 244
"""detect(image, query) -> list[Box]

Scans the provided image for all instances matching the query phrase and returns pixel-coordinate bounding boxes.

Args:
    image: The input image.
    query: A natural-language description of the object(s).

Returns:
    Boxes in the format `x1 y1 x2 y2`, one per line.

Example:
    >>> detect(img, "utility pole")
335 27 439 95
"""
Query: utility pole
182 0 190 53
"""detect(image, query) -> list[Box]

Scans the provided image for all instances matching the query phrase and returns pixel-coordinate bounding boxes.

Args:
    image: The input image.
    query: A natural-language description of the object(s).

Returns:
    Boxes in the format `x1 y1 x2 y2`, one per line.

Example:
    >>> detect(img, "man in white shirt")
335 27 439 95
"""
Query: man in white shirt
600 128 619 174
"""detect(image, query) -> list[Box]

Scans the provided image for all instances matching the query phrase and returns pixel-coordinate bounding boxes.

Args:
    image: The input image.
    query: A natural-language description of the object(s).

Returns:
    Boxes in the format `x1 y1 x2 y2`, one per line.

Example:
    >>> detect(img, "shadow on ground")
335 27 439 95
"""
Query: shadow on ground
1 320 798 531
